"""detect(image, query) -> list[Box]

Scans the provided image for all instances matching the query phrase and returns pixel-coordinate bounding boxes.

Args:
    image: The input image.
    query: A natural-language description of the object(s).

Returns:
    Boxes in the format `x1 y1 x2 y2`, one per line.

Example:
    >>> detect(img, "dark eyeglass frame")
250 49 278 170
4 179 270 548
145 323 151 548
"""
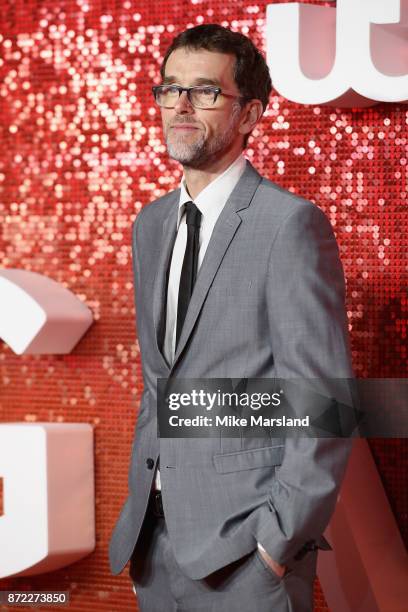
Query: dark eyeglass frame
151 84 247 109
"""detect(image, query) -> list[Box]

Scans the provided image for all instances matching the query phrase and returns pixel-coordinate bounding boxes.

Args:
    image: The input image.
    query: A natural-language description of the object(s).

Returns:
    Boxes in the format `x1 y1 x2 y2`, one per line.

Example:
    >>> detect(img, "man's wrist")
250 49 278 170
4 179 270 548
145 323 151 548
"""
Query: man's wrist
256 542 287 577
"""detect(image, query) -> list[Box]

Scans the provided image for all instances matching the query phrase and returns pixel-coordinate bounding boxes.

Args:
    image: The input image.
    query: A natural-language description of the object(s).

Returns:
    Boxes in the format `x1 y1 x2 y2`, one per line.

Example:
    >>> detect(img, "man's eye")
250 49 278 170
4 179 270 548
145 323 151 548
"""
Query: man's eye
194 87 215 94
163 86 179 94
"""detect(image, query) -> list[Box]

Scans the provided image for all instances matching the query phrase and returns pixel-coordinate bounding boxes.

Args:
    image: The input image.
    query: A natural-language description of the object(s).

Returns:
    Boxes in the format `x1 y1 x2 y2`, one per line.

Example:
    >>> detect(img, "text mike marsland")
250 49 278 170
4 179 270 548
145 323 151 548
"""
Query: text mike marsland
168 414 311 428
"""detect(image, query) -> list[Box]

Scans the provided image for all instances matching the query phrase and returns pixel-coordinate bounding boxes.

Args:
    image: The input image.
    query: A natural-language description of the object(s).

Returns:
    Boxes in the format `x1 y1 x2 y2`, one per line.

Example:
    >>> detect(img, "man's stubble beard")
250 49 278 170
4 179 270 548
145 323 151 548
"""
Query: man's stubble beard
164 104 242 169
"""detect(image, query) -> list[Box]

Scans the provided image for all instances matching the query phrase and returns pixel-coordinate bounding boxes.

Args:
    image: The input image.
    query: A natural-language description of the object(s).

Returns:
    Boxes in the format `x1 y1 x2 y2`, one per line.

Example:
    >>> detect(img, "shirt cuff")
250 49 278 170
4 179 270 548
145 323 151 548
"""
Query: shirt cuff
154 467 161 490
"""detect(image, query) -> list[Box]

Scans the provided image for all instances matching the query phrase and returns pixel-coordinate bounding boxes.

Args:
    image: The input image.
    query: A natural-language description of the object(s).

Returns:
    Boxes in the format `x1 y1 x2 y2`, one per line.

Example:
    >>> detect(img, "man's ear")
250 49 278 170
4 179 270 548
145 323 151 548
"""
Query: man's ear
239 100 264 137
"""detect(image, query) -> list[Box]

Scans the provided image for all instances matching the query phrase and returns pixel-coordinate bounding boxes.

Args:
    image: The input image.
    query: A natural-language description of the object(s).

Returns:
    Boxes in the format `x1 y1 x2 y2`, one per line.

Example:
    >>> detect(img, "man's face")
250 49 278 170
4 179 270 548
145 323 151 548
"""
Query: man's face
160 47 245 168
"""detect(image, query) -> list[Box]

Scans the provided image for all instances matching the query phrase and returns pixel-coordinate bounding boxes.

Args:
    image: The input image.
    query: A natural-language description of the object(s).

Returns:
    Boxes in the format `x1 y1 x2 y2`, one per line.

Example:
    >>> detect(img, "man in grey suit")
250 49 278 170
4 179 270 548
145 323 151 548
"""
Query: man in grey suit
109 24 353 611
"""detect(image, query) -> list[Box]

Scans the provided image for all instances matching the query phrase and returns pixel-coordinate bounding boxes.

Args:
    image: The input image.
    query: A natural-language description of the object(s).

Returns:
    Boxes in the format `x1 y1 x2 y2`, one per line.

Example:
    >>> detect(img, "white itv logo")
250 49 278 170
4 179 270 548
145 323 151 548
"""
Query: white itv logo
0 269 93 355
266 0 408 106
0 423 95 578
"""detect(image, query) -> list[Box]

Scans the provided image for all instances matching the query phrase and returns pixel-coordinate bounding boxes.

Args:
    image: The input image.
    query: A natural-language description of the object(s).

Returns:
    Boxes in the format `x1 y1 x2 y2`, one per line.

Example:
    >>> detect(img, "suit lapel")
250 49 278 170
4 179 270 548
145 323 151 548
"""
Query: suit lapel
170 161 263 371
152 190 179 370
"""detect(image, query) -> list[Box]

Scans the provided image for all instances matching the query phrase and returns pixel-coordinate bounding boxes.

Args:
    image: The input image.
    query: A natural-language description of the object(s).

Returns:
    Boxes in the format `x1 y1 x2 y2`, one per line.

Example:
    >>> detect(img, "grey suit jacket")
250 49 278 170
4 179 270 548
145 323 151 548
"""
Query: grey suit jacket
109 160 353 580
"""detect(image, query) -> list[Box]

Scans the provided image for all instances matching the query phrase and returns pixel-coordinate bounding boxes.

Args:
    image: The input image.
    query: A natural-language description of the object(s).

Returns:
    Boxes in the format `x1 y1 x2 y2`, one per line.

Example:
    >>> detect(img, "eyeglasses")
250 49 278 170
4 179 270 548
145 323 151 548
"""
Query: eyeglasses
152 85 246 109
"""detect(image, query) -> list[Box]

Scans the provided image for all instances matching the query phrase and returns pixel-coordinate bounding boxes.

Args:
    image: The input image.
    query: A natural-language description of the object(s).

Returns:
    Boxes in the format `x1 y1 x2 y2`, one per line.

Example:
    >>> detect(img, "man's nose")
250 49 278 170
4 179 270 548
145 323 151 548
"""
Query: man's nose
173 91 194 114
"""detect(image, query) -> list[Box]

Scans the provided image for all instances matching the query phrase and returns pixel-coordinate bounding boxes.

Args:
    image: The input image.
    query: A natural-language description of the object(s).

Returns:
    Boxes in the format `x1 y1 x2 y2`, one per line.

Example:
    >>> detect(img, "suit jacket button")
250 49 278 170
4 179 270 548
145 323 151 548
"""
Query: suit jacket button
146 458 155 470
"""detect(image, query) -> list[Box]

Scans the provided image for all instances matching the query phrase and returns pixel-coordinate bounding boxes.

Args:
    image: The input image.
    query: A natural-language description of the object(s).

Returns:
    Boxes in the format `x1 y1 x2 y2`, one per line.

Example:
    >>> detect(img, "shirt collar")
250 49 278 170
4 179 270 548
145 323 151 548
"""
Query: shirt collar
177 154 246 228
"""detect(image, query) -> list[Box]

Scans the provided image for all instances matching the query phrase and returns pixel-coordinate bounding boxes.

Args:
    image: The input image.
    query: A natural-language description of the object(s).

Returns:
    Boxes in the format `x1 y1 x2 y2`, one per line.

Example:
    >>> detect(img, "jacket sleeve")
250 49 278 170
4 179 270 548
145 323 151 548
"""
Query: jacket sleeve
253 202 354 566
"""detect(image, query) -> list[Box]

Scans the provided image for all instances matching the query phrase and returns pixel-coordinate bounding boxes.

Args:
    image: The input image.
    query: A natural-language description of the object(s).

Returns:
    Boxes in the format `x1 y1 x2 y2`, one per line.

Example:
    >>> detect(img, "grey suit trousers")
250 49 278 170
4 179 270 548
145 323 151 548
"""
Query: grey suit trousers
129 506 317 612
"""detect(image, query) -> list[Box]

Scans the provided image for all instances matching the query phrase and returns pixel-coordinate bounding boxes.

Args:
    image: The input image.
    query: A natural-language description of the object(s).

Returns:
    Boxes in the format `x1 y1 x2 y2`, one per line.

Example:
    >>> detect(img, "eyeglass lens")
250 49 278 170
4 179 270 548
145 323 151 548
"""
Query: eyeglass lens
155 86 217 108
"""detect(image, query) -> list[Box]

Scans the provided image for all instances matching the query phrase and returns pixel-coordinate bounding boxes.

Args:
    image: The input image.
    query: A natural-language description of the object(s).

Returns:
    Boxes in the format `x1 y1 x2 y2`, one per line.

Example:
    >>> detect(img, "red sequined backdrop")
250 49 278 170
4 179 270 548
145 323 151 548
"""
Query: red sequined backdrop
0 1 407 610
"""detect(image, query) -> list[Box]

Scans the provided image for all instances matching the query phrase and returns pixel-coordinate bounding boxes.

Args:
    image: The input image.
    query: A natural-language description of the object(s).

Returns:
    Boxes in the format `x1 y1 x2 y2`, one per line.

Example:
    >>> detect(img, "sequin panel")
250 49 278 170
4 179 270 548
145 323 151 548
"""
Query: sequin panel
0 2 406 611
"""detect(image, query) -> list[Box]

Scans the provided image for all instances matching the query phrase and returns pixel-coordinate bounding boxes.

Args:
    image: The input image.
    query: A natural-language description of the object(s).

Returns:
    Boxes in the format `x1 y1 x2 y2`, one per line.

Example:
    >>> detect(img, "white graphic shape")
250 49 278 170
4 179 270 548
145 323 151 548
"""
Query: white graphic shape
0 269 93 354
0 423 95 578
266 0 408 106
319 439 408 611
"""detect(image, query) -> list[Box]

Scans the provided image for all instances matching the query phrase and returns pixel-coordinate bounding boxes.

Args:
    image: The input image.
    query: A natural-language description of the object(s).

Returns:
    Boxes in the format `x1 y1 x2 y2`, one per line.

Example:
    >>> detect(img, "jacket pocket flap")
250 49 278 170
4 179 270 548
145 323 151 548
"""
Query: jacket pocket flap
213 445 285 473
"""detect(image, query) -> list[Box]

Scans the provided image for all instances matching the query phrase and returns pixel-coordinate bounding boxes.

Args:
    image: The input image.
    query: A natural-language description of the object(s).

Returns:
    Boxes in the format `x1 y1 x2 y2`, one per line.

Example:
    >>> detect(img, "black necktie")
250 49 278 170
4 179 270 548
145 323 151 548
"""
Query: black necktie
176 201 202 347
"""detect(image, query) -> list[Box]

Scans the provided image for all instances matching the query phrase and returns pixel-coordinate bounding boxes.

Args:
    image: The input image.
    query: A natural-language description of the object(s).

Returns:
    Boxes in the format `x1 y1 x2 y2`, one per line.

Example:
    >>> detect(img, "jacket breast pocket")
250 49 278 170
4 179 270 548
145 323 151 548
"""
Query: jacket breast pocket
213 445 285 473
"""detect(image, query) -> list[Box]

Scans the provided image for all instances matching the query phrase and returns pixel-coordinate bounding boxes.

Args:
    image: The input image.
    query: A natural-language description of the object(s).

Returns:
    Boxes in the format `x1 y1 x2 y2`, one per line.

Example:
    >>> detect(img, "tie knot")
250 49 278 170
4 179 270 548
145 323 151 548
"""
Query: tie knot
184 201 202 228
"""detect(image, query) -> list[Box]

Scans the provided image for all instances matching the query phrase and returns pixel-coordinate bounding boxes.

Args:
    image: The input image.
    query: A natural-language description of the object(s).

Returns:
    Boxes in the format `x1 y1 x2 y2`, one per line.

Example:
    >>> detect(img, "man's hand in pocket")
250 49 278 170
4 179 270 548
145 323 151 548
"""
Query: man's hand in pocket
257 543 287 578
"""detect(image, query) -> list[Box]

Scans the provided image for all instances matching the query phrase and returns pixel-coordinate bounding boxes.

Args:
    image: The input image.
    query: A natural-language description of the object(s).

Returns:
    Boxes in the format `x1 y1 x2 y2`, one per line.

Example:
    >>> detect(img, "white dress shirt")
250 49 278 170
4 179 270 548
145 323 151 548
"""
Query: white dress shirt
154 153 246 491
